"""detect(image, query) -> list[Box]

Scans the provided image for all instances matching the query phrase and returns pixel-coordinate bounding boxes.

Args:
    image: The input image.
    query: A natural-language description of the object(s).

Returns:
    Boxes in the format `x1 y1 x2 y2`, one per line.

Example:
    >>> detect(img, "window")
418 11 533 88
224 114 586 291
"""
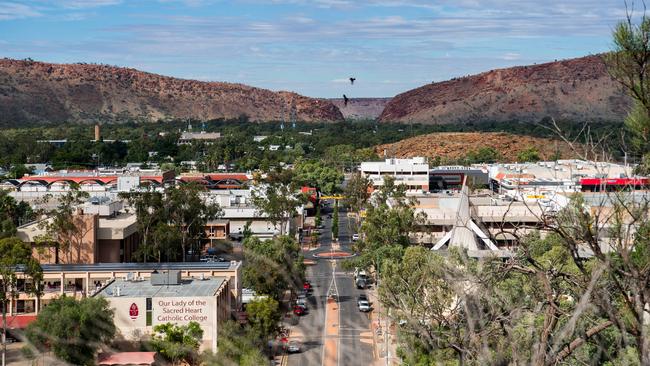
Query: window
146 298 152 326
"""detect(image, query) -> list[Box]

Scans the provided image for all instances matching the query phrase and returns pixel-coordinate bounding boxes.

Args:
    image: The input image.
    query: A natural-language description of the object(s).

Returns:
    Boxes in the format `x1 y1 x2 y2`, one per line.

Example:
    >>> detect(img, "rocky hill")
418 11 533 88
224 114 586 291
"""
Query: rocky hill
329 97 391 120
376 132 577 162
379 55 630 124
0 58 344 125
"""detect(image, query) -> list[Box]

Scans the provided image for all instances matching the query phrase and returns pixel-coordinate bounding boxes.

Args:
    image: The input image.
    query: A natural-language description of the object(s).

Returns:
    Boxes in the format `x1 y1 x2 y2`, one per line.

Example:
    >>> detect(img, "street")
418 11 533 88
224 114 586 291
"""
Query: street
287 201 375 366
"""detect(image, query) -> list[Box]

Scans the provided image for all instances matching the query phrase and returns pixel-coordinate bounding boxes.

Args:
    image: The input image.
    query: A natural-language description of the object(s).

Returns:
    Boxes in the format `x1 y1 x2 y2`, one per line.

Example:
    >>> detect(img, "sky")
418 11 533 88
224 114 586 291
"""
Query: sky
0 0 633 97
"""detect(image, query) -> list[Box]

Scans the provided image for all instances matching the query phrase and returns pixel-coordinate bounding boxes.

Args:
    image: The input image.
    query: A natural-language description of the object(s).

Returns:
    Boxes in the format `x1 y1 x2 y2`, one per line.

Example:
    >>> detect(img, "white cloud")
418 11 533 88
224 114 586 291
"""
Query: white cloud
502 52 521 60
0 2 41 20
57 0 122 9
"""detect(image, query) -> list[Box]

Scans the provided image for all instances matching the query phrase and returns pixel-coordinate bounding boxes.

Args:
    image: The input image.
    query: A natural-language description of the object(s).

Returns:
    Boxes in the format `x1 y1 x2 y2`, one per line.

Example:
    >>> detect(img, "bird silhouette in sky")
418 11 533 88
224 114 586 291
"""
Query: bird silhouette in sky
343 94 349 106
349 77 356 85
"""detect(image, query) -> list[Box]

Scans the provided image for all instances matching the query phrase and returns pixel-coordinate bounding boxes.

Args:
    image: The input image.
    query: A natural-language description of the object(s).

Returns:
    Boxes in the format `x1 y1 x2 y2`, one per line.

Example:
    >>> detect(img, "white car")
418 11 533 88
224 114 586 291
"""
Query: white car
296 298 308 309
358 300 371 312
352 234 360 241
287 341 301 353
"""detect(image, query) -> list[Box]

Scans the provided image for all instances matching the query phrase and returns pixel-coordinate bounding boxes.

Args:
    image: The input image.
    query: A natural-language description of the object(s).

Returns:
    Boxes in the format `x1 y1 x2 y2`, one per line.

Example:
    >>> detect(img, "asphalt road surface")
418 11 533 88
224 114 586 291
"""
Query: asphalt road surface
287 201 374 366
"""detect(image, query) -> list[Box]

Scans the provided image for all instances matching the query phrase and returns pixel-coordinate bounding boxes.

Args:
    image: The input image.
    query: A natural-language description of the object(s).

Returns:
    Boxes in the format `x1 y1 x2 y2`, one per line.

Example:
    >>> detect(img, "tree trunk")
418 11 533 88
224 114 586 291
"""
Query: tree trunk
551 320 613 365
2 299 6 366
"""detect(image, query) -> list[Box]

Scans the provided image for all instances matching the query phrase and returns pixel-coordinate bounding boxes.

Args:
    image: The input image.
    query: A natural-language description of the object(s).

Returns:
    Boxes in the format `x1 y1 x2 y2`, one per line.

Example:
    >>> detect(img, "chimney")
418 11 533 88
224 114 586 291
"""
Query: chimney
94 124 101 142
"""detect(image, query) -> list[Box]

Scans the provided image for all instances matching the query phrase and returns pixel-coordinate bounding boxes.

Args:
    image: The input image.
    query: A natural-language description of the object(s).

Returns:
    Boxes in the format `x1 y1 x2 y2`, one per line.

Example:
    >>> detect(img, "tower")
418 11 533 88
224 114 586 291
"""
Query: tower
290 100 297 129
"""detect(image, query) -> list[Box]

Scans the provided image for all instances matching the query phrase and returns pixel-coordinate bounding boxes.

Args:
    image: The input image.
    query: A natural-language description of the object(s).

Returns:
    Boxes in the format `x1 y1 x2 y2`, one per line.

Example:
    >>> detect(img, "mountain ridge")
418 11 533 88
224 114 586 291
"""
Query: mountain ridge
378 54 630 124
0 58 344 125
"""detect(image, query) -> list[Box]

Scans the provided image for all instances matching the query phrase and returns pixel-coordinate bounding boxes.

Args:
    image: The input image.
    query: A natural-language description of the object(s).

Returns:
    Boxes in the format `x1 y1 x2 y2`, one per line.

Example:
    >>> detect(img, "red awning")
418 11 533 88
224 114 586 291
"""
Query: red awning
6 315 36 329
97 352 157 366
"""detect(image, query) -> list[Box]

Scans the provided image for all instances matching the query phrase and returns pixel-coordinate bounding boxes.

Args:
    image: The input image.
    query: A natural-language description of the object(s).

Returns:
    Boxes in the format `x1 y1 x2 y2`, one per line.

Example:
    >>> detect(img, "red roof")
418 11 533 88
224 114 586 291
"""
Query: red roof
206 173 249 182
581 177 650 186
97 352 157 366
6 315 36 329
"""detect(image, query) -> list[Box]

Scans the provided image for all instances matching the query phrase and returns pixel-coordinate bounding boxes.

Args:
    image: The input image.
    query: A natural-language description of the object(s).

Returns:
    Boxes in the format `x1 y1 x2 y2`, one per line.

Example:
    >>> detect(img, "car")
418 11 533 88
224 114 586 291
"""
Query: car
297 289 309 299
354 268 368 280
286 341 301 353
355 278 367 289
358 300 371 312
303 281 312 291
296 298 308 309
293 305 306 316
216 257 226 262
358 294 368 302
352 233 360 241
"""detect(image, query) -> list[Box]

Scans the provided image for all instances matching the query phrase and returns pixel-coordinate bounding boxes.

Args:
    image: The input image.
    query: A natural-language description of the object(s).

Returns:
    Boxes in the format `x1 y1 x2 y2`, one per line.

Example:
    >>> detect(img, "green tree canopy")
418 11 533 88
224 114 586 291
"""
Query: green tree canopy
242 235 305 300
246 297 281 340
26 296 115 366
517 147 542 162
150 321 203 365
292 159 344 195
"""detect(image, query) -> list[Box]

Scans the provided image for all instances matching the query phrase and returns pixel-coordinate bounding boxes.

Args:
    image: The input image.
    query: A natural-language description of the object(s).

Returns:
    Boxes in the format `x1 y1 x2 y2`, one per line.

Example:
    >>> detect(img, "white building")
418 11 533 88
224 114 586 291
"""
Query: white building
96 271 232 352
360 157 430 192
203 189 303 239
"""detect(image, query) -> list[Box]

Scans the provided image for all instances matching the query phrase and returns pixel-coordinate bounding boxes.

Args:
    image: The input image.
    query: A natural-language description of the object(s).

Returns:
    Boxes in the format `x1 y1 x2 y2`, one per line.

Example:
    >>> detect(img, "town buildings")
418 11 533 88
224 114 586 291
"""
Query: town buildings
360 157 430 192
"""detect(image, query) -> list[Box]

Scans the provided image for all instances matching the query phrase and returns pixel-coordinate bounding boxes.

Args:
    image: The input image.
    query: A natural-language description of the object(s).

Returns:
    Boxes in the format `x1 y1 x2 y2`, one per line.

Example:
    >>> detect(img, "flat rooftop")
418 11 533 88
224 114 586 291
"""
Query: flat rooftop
491 160 633 181
97 277 227 298
38 262 239 272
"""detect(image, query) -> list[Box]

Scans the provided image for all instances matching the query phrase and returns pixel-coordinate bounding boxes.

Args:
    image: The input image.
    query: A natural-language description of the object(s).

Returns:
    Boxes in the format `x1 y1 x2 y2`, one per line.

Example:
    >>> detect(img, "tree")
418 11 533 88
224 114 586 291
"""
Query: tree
292 160 343 195
246 297 281 340
0 190 33 238
26 296 115 366
39 189 90 263
120 189 165 262
606 10 650 160
344 172 372 231
517 147 541 162
315 204 322 227
7 164 33 180
251 170 304 235
0 237 42 366
210 320 267 366
150 321 203 365
242 235 305 300
465 147 501 164
165 183 221 261
331 200 339 241
379 231 629 366
349 180 420 273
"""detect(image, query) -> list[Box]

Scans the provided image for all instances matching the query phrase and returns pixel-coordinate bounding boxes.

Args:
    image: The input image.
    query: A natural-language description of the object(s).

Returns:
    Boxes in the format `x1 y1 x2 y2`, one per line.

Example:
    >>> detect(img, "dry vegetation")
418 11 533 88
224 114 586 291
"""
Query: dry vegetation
375 131 578 162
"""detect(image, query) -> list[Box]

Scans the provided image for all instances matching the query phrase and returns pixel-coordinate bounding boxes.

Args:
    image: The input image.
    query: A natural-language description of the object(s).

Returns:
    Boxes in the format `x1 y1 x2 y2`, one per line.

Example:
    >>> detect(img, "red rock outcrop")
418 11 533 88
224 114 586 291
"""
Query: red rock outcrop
0 58 344 125
379 55 630 124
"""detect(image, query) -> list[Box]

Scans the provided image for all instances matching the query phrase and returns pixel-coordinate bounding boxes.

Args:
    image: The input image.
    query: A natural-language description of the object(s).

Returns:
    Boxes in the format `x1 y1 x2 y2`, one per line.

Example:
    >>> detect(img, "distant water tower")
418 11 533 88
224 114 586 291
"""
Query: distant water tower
94 124 101 142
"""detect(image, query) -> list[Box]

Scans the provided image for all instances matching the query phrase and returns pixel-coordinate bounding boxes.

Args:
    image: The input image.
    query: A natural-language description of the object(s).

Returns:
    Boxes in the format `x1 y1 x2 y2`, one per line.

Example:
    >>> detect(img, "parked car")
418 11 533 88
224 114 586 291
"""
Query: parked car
286 341 301 353
358 294 368 302
356 278 367 289
303 281 312 291
296 298 308 309
293 305 306 316
357 299 371 312
352 233 360 241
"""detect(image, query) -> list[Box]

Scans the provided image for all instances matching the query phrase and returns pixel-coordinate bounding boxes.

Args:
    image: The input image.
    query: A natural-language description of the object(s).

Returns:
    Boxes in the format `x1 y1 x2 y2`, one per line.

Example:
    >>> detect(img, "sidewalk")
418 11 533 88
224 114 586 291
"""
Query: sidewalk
368 286 399 366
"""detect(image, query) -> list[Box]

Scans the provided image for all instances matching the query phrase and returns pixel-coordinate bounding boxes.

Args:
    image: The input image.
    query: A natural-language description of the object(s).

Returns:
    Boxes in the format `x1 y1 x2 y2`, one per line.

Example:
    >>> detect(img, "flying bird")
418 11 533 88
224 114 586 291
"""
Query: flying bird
343 94 349 106
349 77 356 85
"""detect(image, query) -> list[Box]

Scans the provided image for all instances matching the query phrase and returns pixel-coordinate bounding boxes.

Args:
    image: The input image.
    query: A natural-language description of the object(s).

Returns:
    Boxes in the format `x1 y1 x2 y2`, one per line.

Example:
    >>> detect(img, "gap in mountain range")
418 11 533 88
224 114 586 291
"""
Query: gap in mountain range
0 54 629 127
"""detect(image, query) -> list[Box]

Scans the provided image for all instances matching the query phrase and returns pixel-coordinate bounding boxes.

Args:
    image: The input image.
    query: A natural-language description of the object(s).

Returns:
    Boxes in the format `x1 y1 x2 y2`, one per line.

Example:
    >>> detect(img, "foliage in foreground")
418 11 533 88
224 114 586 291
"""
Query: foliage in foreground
150 321 203 365
26 296 115 366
